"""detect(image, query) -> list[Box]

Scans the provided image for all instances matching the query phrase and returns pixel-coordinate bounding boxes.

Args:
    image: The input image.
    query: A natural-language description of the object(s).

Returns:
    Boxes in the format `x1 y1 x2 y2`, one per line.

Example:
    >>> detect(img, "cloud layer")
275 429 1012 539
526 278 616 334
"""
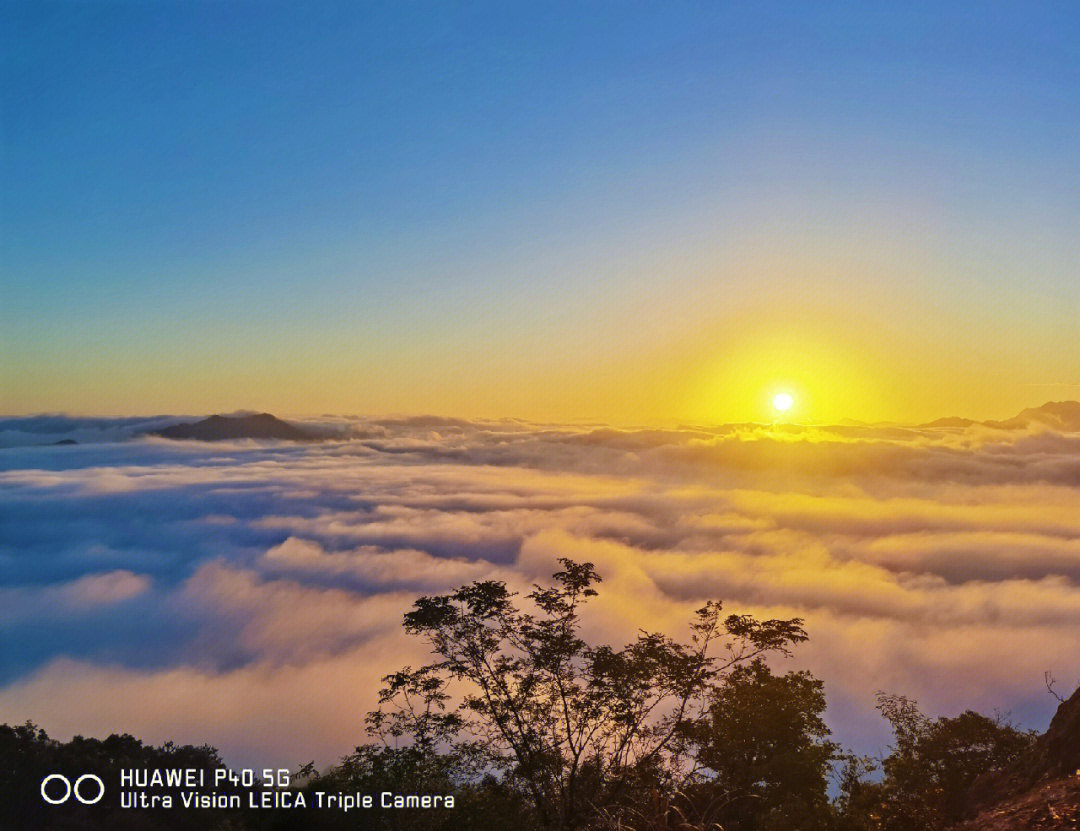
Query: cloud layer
3 414 1080 764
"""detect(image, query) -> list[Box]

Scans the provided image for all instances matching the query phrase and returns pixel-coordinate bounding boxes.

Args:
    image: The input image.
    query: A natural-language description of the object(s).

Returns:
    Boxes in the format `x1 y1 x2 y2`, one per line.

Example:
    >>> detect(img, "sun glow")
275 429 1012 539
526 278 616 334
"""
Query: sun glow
681 321 897 424
773 392 795 413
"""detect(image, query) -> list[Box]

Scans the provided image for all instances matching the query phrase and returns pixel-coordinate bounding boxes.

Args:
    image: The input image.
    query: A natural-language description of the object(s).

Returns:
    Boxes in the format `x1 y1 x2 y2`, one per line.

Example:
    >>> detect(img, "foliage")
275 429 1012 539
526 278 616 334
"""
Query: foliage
0 721 230 830
835 694 1036 831
4 561 1054 831
832 753 881 831
373 558 809 830
266 744 536 831
680 659 837 831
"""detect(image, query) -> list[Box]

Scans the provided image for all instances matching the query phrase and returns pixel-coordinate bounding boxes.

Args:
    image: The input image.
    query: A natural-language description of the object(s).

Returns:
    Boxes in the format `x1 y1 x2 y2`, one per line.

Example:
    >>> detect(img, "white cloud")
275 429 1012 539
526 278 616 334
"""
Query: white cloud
3 414 1080 763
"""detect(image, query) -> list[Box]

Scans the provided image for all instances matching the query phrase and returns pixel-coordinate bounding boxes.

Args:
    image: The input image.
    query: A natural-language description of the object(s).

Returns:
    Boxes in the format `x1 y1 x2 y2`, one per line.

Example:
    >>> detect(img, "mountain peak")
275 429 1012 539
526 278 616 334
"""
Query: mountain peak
151 413 312 441
920 401 1080 432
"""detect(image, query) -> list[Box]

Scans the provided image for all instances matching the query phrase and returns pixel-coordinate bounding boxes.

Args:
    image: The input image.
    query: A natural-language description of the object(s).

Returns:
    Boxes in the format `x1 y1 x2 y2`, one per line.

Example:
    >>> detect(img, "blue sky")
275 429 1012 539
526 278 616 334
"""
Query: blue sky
3 2 1079 420
4 5 1080 765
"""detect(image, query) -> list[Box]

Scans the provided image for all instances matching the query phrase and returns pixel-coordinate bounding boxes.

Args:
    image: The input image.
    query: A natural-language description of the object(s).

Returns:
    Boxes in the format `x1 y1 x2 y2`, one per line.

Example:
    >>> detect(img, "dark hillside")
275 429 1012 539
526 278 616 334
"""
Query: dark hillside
152 413 312 441
955 685 1080 829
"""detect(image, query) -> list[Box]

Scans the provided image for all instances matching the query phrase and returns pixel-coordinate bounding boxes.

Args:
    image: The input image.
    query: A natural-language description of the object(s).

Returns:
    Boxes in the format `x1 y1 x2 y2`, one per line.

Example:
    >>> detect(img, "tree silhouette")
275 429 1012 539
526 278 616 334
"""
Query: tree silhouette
370 558 809 830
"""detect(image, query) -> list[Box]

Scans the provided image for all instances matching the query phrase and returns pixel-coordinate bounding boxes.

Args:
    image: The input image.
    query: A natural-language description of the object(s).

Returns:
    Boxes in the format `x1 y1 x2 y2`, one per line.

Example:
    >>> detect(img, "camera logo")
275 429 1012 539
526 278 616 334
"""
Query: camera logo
40 774 105 805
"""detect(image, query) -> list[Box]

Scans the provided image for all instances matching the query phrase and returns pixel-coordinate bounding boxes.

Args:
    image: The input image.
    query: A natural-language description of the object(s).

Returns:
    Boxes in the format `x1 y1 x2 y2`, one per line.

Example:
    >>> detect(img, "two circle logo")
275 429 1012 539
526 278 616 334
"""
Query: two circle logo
40 774 105 805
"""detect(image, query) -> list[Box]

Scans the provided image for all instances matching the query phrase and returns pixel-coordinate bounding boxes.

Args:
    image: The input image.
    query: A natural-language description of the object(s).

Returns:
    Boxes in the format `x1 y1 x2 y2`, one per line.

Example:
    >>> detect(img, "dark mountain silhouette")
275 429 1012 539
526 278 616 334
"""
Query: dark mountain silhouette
956 684 1080 829
152 413 313 441
920 416 978 429
989 400 1080 431
50 438 78 445
920 401 1080 432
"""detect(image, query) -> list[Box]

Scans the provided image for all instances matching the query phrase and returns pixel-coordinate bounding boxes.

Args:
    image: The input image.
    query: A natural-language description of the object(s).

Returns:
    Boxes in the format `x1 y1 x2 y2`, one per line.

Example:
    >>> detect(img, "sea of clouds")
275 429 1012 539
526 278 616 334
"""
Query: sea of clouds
3 413 1080 767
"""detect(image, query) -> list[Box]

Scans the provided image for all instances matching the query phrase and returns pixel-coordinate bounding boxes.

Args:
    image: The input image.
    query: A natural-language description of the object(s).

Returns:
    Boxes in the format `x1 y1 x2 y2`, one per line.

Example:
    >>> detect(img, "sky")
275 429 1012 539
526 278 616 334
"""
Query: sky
3 2 1080 423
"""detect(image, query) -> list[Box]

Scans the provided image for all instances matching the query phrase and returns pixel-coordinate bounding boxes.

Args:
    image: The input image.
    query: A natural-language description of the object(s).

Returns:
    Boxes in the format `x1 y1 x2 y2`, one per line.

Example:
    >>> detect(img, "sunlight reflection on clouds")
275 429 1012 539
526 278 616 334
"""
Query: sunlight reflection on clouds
2 415 1080 764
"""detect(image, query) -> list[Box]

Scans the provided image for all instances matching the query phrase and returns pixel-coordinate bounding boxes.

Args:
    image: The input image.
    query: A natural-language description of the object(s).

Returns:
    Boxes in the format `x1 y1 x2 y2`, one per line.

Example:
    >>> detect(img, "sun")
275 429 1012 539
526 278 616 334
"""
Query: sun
772 392 794 413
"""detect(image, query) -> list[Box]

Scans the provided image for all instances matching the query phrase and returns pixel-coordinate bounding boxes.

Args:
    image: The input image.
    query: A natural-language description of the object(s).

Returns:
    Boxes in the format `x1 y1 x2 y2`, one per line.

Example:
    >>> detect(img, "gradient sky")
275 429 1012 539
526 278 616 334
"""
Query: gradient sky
3 2 1079 423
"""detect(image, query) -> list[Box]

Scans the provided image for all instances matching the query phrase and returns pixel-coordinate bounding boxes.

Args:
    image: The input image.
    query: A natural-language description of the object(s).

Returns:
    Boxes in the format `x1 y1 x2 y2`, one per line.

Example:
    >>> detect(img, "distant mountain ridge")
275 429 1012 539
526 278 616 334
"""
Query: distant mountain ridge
920 401 1080 432
989 400 1080 431
142 401 1080 442
13 401 1079 448
151 413 313 441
